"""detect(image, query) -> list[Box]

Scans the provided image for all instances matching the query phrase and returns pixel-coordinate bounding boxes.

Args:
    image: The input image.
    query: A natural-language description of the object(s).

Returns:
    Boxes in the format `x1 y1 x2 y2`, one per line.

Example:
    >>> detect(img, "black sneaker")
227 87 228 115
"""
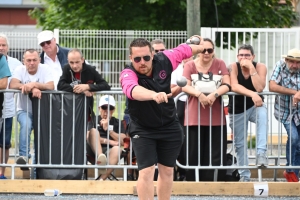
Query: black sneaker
16 156 29 171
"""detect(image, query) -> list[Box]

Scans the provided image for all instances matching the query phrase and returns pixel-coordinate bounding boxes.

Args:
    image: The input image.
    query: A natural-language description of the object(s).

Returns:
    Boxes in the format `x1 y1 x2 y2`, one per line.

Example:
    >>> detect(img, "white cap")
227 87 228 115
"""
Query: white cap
37 30 54 45
99 95 116 107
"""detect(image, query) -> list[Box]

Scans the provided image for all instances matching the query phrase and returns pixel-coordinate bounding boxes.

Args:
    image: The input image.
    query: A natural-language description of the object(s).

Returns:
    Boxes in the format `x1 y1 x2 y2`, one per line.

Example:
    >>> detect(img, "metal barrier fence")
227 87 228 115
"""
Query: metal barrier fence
0 89 298 182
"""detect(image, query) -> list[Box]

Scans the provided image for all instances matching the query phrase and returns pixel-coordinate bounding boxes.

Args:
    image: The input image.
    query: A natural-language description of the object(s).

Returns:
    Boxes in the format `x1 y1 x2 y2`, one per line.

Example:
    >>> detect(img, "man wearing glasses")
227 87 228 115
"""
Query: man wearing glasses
87 95 126 181
120 37 204 200
57 48 110 169
269 48 300 182
151 39 166 54
228 44 268 182
37 30 70 89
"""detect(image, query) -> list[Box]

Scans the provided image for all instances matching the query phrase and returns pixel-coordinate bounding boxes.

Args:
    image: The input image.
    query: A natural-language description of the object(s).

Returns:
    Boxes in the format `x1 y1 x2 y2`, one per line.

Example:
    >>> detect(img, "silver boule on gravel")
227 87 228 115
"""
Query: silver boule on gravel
176 76 187 87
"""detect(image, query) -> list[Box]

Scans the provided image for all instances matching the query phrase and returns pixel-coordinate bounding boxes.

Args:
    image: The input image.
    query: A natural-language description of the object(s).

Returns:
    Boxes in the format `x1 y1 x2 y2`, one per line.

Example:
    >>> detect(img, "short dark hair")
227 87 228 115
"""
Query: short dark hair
238 44 254 55
23 49 39 58
129 38 152 55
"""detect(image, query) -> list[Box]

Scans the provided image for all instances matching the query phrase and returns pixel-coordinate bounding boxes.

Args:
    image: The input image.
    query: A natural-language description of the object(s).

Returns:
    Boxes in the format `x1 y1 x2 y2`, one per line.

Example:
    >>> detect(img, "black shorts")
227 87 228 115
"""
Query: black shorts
128 120 184 170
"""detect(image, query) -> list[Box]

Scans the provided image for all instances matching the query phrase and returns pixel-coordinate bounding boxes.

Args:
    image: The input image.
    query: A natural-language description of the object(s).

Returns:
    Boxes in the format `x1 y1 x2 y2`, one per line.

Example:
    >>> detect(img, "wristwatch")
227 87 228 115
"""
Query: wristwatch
214 93 219 98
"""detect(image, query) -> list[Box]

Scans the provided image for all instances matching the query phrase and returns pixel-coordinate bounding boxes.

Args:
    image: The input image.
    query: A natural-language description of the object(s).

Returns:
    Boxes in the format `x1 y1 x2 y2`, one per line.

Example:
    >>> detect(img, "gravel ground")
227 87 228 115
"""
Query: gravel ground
0 194 299 200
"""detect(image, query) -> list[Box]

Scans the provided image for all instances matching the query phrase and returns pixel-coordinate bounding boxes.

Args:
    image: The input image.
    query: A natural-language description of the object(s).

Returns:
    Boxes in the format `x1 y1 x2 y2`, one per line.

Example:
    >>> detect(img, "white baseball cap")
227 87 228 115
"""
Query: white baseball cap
99 95 116 107
37 30 54 45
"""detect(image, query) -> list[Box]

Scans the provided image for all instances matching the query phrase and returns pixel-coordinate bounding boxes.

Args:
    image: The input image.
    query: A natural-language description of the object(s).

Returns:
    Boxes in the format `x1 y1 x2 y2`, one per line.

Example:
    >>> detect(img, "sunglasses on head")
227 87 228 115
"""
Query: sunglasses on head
133 55 151 63
40 39 52 47
101 105 115 111
201 48 214 54
154 49 165 53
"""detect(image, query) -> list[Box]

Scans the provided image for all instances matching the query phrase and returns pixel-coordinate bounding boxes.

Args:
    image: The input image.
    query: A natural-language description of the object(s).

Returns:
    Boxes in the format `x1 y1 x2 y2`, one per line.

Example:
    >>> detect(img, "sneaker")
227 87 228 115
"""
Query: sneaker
256 153 268 167
0 174 7 179
283 170 299 182
16 156 29 171
97 154 107 175
239 176 250 182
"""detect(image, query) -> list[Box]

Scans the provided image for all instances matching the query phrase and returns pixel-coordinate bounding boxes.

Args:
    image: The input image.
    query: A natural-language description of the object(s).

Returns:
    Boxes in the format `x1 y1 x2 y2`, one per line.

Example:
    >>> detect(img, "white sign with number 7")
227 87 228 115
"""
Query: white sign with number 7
254 182 269 197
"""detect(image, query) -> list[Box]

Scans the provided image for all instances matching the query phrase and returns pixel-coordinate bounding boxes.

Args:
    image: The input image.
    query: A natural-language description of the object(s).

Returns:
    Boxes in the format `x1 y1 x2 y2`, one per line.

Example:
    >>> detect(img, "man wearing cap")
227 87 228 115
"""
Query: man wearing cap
269 48 300 182
37 30 69 89
87 95 126 181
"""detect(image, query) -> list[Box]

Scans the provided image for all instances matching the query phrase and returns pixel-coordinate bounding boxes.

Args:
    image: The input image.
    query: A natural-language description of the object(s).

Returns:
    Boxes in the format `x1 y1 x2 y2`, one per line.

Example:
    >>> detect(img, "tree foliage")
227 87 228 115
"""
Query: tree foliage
29 0 297 31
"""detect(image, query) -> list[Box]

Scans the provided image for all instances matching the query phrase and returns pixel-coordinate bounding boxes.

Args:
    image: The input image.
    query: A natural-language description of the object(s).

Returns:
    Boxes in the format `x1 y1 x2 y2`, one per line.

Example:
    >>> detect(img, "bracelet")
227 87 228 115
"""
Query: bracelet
250 72 257 76
221 83 231 92
103 139 106 144
196 92 202 98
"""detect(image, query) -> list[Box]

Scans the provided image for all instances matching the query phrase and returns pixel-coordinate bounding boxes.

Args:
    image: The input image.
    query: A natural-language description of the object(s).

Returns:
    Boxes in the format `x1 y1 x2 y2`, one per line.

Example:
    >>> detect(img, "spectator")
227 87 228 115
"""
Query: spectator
170 56 193 181
150 39 166 54
0 33 21 179
57 48 111 168
182 38 230 181
87 95 126 181
228 44 268 182
120 37 204 199
37 30 69 89
9 49 54 168
269 48 300 182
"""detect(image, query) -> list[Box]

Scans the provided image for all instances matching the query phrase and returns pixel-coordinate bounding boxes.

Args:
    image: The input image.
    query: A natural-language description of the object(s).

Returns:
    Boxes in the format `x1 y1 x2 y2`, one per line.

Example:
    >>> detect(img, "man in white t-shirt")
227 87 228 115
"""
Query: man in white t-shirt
9 49 54 168
0 33 22 178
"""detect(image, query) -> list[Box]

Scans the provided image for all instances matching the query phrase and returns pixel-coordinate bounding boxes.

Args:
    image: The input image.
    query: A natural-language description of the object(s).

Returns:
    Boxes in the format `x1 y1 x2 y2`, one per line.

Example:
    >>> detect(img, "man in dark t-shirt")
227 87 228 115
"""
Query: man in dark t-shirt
87 95 126 180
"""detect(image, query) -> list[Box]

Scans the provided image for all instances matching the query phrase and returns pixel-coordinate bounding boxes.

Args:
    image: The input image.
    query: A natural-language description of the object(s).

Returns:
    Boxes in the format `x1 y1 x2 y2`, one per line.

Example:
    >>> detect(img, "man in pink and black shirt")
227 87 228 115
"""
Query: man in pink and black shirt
120 37 204 200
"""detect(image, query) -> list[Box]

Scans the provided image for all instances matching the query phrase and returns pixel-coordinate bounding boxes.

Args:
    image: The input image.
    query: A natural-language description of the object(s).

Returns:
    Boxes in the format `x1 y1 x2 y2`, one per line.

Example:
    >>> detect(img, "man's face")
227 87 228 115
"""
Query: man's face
286 59 300 74
40 38 57 55
68 52 84 72
152 43 166 54
237 49 254 62
99 104 115 119
23 51 40 75
130 46 153 76
0 37 9 56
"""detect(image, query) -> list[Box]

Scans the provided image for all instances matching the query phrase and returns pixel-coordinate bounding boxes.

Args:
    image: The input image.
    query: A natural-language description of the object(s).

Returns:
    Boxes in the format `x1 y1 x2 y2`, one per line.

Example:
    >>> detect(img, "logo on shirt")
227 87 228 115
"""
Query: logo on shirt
124 74 129 78
86 80 94 84
159 70 167 79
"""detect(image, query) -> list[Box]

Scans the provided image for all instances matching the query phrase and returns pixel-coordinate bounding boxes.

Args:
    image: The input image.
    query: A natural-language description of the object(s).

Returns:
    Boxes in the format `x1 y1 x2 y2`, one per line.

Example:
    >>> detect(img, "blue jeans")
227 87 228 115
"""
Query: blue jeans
0 118 13 149
17 110 33 158
283 121 300 176
229 105 268 179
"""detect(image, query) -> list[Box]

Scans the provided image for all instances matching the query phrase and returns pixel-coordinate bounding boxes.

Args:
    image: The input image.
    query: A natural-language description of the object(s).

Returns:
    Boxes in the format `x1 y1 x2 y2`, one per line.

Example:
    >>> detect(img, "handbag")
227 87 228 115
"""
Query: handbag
191 71 223 94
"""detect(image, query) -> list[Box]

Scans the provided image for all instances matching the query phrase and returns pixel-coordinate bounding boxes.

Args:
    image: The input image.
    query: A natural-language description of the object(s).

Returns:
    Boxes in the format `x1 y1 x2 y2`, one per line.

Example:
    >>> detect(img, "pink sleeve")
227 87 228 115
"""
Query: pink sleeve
120 68 138 100
163 44 193 71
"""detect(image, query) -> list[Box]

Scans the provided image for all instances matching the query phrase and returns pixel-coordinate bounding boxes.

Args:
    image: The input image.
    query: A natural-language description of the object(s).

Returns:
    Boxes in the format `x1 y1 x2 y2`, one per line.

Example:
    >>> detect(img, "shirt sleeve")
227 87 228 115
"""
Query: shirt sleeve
12 65 23 81
42 64 55 83
0 56 11 79
269 60 283 84
120 68 138 100
163 44 193 71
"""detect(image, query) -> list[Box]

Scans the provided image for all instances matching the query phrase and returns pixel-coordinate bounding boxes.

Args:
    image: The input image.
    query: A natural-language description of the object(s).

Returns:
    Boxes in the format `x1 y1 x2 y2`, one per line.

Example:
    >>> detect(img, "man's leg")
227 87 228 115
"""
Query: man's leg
136 165 155 200
229 111 250 181
249 105 268 166
16 111 33 168
100 146 121 180
0 118 12 177
156 164 174 199
87 128 104 156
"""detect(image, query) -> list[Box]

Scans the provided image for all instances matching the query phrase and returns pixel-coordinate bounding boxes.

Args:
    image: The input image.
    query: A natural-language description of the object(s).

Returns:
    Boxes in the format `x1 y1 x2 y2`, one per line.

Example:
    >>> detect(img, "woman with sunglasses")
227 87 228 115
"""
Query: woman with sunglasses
182 38 231 182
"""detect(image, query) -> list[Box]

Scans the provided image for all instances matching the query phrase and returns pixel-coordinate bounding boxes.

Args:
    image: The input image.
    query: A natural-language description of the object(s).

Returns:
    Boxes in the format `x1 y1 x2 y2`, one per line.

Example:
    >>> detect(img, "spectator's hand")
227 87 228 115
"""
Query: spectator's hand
251 93 263 107
240 59 253 70
207 93 217 106
73 84 89 94
100 118 109 131
109 140 119 146
152 92 171 104
32 88 42 99
198 93 210 108
83 91 93 97
20 82 36 94
293 91 300 105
